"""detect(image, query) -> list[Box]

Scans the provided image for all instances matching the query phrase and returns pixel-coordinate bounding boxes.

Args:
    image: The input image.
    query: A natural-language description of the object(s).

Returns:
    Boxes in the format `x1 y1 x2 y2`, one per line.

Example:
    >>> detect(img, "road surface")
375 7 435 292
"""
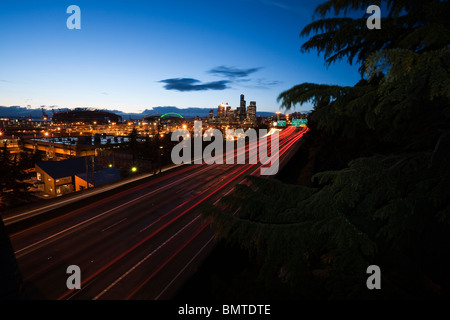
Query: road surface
6 126 308 300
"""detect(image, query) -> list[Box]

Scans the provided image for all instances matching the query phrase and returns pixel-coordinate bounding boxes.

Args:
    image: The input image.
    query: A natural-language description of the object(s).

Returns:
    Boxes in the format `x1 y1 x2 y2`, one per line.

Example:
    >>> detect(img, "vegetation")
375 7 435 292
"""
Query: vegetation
125 128 178 175
203 0 450 299
0 143 40 211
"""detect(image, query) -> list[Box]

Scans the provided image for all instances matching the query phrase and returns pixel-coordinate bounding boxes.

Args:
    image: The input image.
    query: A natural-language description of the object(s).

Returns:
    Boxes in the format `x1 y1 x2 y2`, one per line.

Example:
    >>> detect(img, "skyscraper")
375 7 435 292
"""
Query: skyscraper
217 103 226 120
209 109 214 120
226 105 232 122
239 94 246 120
247 101 257 123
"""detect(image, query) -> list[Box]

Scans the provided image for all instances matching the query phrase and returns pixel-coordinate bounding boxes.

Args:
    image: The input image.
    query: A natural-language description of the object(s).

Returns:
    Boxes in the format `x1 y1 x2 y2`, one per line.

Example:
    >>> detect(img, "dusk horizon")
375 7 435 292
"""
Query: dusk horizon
0 0 361 114
1 0 449 311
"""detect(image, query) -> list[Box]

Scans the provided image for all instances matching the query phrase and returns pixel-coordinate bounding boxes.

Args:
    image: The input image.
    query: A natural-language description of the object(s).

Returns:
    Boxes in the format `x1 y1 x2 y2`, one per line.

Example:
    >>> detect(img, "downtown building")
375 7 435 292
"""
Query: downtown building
247 101 257 123
226 105 232 122
217 103 226 120
239 94 247 121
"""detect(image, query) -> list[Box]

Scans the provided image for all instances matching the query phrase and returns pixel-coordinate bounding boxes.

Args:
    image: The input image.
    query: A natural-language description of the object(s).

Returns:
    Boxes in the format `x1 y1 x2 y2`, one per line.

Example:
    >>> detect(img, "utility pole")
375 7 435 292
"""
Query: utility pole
85 156 89 189
158 119 162 173
91 155 95 188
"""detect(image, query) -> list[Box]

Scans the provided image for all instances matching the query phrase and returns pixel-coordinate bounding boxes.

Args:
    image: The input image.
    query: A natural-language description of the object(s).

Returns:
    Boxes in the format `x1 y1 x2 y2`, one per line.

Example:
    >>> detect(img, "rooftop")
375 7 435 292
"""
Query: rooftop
36 157 101 179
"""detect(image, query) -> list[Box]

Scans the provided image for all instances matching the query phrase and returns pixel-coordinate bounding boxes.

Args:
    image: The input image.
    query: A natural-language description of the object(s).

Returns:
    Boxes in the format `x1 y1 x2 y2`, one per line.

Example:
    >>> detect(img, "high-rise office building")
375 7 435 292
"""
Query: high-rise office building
226 105 231 117
217 103 226 120
239 94 246 120
209 109 214 120
226 105 233 121
247 101 257 123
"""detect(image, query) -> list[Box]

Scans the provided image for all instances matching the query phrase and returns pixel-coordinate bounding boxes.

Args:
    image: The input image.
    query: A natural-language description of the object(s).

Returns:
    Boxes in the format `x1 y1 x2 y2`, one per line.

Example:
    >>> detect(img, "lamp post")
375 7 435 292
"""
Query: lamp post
157 119 163 173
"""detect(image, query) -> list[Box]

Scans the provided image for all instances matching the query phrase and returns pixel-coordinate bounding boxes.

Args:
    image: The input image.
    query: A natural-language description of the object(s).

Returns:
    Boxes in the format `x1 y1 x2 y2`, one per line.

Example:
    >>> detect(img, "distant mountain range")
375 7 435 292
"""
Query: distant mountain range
0 106 277 120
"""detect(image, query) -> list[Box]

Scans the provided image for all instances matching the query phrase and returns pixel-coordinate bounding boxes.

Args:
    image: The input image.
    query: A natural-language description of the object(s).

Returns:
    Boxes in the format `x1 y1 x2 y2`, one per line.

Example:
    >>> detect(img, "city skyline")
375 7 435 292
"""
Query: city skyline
1 0 448 303
0 0 362 114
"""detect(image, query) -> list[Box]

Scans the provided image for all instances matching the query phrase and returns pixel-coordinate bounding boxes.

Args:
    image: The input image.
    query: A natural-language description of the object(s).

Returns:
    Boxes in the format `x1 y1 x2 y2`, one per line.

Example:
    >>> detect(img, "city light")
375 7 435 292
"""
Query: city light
0 95 310 301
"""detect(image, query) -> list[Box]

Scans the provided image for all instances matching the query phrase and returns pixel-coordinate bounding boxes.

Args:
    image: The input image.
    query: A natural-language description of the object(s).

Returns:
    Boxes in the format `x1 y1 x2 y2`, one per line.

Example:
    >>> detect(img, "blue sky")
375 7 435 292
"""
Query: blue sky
0 0 363 114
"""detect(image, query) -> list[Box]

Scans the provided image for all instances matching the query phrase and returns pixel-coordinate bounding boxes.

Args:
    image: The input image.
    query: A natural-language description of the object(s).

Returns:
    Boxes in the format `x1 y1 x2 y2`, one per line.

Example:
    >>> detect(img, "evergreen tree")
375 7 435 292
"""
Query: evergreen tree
129 127 139 162
0 143 30 210
204 0 450 299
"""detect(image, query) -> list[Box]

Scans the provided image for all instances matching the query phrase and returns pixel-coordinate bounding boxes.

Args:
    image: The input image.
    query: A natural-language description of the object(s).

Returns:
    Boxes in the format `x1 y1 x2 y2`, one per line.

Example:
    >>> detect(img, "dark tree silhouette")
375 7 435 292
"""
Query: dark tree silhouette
204 0 450 299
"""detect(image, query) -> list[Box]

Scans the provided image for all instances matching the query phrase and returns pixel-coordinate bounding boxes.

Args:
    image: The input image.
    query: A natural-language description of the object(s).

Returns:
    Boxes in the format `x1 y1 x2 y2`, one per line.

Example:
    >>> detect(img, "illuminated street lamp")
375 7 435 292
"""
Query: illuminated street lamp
276 111 281 122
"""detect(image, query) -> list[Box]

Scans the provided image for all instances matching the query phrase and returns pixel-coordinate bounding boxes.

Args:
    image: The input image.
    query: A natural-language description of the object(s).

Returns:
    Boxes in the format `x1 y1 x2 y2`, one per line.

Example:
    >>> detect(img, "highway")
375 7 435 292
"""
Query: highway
7 126 309 300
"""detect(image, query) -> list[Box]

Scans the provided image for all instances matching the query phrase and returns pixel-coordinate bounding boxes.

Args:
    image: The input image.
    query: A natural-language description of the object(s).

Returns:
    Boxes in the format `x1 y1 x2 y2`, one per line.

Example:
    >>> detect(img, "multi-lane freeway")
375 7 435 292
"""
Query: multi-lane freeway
4 126 308 300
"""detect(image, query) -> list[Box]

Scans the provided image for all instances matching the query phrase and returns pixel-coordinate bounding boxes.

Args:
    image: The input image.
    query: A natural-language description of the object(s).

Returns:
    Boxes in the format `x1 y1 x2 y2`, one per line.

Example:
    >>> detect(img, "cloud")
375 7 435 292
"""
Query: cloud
238 78 282 89
256 79 282 87
261 0 290 10
159 66 279 93
208 66 262 79
244 0 313 18
159 78 231 92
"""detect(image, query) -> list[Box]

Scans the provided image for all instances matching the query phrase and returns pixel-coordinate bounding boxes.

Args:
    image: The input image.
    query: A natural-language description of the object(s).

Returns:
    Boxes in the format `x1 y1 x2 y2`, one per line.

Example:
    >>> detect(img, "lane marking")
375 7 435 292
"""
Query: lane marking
14 165 216 256
59 164 255 300
101 218 127 232
155 235 215 300
4 164 185 224
92 215 203 300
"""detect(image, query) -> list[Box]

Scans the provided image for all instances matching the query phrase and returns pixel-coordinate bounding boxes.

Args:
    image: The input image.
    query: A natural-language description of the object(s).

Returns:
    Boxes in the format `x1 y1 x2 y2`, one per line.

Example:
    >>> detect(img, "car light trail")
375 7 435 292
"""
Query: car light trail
12 125 308 300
